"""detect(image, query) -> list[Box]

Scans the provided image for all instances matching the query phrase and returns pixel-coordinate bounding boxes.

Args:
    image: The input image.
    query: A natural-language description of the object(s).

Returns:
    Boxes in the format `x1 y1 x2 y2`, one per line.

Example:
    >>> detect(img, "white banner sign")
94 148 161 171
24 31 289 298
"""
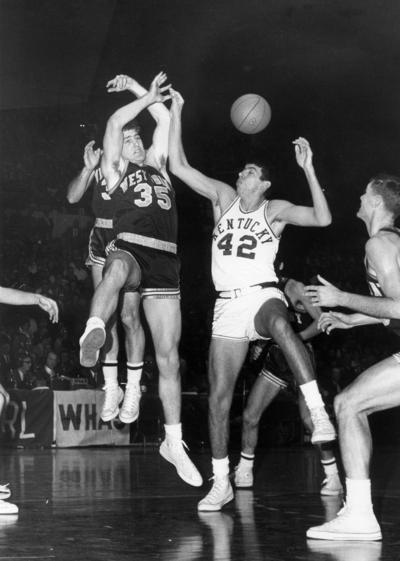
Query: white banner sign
54 390 130 447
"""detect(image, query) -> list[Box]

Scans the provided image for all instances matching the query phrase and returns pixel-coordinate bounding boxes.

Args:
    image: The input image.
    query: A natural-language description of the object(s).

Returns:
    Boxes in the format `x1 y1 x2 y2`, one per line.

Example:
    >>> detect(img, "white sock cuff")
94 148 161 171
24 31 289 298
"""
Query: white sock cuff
87 316 105 330
212 457 230 477
165 423 182 441
300 380 325 409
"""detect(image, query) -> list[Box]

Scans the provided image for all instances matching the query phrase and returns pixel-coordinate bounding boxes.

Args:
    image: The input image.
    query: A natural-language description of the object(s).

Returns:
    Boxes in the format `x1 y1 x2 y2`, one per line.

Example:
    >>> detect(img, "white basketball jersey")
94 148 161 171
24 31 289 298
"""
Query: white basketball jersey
211 196 280 291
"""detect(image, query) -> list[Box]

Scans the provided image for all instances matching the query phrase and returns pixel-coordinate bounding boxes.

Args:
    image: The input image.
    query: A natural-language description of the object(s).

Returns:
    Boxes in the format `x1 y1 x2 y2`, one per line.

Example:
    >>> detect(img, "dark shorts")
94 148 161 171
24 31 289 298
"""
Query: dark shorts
260 341 315 392
85 227 116 267
107 239 180 299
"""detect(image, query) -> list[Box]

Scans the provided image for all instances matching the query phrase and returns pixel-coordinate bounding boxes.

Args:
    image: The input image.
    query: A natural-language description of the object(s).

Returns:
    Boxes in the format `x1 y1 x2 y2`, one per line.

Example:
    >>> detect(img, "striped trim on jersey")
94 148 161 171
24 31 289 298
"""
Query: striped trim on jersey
117 232 177 254
95 218 113 229
260 368 288 389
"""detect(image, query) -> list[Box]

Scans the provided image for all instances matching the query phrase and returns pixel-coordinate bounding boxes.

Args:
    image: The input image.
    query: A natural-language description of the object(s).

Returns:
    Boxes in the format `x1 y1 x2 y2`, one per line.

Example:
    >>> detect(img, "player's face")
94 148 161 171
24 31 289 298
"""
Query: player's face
357 183 375 222
236 164 266 196
122 129 145 164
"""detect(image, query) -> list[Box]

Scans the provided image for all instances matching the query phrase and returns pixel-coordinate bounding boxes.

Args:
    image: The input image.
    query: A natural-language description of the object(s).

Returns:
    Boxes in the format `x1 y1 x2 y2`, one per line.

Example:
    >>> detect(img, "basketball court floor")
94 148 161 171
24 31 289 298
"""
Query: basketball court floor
0 444 399 560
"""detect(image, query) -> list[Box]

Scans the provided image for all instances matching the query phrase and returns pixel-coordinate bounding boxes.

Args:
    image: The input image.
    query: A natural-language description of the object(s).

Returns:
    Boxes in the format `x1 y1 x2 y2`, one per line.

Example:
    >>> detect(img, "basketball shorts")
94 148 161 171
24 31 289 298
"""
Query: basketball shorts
85 226 116 268
212 286 286 341
259 341 315 394
107 238 180 299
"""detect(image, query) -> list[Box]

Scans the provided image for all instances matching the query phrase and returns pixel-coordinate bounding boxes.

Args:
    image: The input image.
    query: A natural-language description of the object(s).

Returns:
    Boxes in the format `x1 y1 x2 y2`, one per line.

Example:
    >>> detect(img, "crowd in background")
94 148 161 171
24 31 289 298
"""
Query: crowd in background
0 195 397 405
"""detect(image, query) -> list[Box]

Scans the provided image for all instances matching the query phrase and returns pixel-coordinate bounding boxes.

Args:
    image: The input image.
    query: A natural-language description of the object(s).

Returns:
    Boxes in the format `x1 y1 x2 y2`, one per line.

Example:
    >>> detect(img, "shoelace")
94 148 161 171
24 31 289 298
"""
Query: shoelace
204 477 229 501
103 386 120 409
123 385 141 412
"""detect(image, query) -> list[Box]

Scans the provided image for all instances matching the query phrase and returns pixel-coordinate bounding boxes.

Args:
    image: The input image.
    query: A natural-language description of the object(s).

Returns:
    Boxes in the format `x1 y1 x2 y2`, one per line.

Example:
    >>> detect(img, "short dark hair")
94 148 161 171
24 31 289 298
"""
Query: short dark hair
370 173 400 218
122 119 141 134
247 160 271 182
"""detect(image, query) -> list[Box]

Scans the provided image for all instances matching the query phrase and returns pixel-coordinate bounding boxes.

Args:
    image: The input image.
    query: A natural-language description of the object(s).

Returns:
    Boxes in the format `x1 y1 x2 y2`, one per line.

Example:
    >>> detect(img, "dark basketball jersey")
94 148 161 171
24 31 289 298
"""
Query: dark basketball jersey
92 167 115 220
365 227 400 337
112 162 177 248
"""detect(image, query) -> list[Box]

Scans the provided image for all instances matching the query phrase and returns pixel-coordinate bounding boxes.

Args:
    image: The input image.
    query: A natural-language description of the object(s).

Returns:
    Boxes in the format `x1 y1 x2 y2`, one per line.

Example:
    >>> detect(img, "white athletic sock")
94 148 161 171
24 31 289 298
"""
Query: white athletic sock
239 452 255 469
102 361 118 387
212 457 230 479
126 362 143 387
299 380 325 410
346 477 373 511
321 457 338 477
86 316 105 330
165 423 182 444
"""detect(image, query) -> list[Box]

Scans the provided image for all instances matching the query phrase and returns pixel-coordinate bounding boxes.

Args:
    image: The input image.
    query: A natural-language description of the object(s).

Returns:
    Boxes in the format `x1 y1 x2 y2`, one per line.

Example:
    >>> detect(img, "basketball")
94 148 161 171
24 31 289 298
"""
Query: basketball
230 94 271 134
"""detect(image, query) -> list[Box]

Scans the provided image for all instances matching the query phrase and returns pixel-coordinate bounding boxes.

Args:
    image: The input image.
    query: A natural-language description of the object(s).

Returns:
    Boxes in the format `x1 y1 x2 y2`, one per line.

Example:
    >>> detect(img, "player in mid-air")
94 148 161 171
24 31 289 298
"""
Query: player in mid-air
168 87 335 511
79 73 202 487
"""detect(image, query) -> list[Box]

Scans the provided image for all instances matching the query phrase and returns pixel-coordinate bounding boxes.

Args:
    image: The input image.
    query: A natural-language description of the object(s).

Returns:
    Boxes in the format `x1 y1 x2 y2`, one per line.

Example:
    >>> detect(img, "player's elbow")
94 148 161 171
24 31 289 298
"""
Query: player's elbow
315 212 332 227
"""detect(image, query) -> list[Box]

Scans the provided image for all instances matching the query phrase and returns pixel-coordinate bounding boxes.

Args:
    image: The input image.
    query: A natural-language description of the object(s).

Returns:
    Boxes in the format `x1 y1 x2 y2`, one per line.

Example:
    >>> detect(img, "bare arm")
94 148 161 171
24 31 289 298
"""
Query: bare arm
66 141 100 204
101 73 171 193
305 235 400 319
270 138 331 233
0 287 58 323
318 310 386 335
108 74 171 171
168 88 236 218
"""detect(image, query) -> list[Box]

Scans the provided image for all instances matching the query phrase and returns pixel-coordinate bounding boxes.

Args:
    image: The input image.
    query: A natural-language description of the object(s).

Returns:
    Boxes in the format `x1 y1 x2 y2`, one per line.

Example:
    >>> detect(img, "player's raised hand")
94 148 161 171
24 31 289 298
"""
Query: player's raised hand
83 140 101 171
304 275 342 308
318 311 354 334
37 296 59 323
106 74 136 93
293 137 313 169
169 88 185 113
147 72 171 105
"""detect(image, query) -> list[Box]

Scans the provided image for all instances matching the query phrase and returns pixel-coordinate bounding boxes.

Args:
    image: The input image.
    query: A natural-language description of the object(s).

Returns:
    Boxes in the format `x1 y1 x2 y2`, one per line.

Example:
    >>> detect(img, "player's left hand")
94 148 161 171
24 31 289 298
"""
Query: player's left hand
293 137 313 169
37 296 59 323
304 275 342 307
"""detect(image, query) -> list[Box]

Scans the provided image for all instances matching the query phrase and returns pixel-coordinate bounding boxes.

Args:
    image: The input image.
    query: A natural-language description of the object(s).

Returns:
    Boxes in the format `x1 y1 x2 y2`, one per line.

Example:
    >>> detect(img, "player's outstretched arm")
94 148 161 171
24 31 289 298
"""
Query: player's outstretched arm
0 287 59 323
168 88 235 214
102 72 170 192
67 141 101 204
318 311 384 334
271 138 331 229
305 239 400 319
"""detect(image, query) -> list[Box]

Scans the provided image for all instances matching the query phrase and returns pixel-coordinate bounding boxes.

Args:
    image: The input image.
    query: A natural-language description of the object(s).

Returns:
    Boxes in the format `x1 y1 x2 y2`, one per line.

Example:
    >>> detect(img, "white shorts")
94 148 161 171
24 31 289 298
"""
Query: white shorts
212 287 287 341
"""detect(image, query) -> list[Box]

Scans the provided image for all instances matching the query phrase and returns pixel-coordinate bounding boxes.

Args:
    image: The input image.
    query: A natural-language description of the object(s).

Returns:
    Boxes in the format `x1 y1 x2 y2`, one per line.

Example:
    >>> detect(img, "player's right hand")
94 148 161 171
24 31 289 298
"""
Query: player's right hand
83 140 101 171
37 296 59 323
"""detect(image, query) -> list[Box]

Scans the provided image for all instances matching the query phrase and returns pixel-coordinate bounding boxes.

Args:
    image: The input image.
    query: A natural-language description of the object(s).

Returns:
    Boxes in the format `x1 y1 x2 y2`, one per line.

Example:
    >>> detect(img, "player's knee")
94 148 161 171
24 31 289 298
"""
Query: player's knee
120 306 141 332
243 407 260 429
103 258 130 285
334 389 361 420
209 389 231 416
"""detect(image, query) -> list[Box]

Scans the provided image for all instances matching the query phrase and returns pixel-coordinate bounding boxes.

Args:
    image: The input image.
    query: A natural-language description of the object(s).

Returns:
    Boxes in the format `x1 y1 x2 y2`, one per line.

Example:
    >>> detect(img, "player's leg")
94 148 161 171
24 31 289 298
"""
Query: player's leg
79 251 140 367
143 296 202 487
307 355 400 541
255 298 335 444
89 263 122 421
298 394 342 496
235 372 283 488
118 291 146 423
198 337 248 511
